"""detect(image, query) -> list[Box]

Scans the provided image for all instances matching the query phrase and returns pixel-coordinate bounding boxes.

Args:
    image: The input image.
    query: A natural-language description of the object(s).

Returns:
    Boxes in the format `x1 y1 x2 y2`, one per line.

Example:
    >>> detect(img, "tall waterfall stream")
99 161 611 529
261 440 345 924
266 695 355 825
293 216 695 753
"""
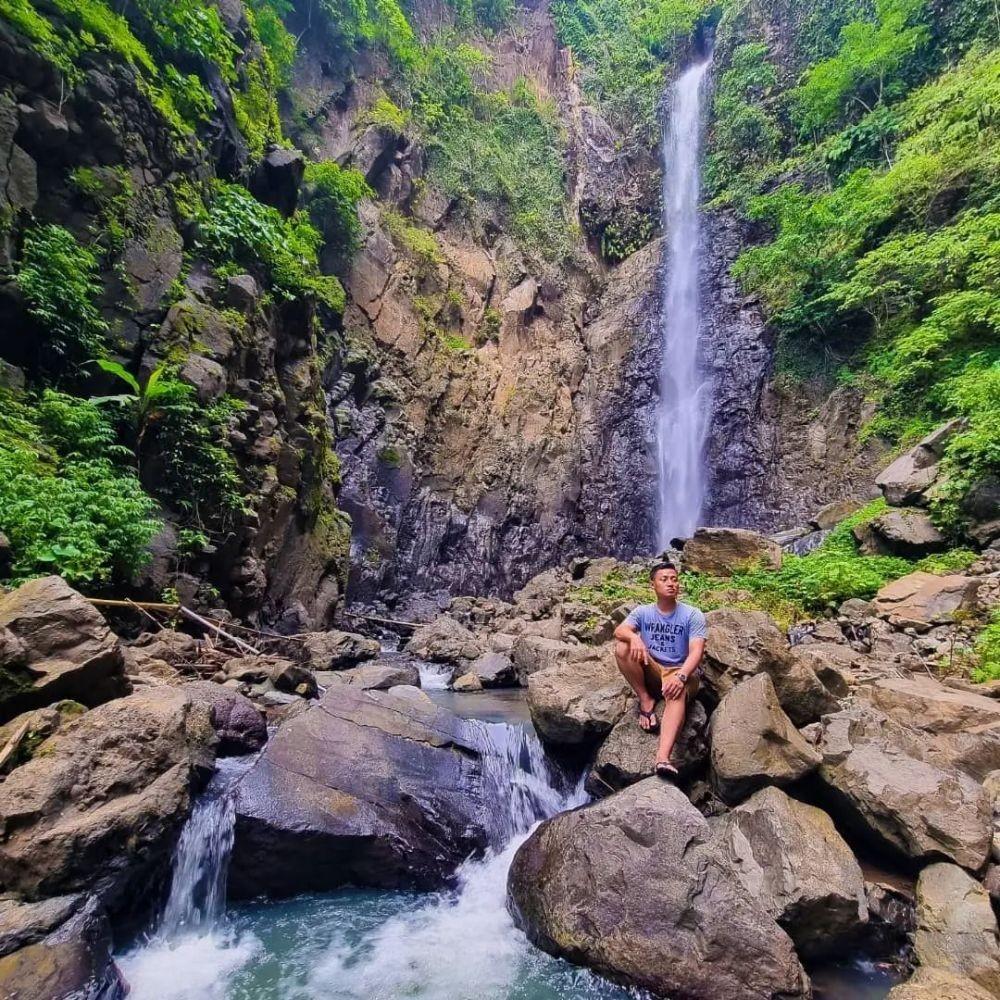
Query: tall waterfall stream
657 57 713 549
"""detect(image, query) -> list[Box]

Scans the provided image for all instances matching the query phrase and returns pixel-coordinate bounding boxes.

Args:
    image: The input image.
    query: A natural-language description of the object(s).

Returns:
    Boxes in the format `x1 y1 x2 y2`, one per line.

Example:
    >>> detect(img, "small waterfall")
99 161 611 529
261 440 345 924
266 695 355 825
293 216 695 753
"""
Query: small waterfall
657 57 713 549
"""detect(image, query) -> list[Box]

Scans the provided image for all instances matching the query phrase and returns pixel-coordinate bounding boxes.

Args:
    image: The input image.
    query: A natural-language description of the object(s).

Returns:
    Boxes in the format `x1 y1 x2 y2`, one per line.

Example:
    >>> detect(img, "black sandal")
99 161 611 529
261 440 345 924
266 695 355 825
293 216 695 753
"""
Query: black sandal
637 706 659 733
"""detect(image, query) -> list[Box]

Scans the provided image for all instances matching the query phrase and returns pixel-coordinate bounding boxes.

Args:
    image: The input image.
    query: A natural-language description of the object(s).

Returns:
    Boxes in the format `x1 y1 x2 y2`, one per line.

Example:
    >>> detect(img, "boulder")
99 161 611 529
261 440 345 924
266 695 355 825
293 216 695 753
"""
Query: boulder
873 572 981 630
811 498 865 530
468 651 516 688
681 527 782 575
320 660 420 690
224 655 317 697
0 701 86 774
299 630 380 671
856 510 947 558
181 681 266 755
452 671 483 692
816 708 991 870
0 895 125 1000
0 687 215 911
886 967 995 1000
507 779 809 1000
251 146 304 216
718 786 867 958
862 676 1000 735
405 616 484 665
0 577 128 723
788 644 858 697
510 635 579 685
525 652 629 746
876 421 960 507
229 688 497 896
702 609 785 697
710 674 822 804
913 863 1000 995
587 699 708 794
127 629 201 667
0 894 83 957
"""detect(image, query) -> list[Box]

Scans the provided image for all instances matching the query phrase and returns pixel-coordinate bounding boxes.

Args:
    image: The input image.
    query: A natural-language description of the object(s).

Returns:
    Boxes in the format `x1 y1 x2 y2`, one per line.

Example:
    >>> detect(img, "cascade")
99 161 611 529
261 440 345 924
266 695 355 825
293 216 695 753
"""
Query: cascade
657 57 713 550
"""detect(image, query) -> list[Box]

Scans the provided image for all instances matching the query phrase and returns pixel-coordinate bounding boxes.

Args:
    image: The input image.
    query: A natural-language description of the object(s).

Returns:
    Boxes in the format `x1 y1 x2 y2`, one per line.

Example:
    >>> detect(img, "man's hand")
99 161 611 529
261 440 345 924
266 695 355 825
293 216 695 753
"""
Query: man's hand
661 671 686 701
628 634 648 665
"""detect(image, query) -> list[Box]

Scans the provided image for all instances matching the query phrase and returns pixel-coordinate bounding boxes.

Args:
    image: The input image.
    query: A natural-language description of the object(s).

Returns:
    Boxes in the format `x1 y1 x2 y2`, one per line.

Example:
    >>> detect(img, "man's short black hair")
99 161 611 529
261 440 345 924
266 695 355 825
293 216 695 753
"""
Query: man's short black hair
649 560 677 579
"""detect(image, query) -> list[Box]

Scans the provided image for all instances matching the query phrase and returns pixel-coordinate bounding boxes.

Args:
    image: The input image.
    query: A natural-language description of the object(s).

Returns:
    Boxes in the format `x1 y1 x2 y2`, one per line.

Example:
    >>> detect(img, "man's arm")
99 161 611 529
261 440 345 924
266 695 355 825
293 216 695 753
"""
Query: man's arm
661 637 705 700
614 619 648 665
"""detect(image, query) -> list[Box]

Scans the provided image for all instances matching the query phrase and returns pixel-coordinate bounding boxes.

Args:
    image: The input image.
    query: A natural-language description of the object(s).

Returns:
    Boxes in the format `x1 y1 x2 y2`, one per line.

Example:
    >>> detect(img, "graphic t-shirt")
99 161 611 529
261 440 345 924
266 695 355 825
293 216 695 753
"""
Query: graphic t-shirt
624 602 707 667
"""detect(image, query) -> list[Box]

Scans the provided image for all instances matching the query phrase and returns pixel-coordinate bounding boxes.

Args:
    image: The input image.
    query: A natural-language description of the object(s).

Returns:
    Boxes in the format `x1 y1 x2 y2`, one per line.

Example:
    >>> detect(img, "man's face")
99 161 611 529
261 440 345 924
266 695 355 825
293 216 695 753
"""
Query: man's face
651 569 680 600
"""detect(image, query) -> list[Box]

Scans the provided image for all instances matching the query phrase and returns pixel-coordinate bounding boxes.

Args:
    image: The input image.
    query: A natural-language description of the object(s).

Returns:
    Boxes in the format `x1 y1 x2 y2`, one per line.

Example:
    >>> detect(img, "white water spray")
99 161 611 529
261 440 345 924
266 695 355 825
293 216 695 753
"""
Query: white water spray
657 57 712 549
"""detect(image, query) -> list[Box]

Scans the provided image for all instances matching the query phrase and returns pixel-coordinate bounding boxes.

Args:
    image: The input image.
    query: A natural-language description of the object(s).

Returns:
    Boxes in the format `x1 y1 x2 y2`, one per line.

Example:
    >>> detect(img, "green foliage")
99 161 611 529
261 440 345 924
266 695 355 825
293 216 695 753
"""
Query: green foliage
14 224 107 368
362 95 410 132
0 390 159 586
971 609 1000 683
302 162 373 261
599 208 656 263
195 182 346 311
247 0 297 84
382 209 445 265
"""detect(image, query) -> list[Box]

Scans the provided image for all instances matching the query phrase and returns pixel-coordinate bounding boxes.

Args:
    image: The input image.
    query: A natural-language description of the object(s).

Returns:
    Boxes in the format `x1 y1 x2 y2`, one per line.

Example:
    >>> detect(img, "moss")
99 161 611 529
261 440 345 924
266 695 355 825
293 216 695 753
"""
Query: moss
377 444 403 467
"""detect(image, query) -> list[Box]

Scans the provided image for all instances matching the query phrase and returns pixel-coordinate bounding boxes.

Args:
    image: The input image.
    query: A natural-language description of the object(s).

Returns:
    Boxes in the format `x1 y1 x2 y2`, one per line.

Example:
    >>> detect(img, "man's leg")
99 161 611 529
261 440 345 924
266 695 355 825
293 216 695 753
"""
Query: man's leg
656 695 686 765
614 640 657 730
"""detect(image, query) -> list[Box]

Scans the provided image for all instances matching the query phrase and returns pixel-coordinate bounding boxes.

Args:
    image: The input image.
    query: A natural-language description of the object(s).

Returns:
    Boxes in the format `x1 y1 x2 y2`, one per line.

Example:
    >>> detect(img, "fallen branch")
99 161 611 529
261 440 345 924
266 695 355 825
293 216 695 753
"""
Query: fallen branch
0 721 31 773
179 607 260 657
87 598 180 612
343 611 421 631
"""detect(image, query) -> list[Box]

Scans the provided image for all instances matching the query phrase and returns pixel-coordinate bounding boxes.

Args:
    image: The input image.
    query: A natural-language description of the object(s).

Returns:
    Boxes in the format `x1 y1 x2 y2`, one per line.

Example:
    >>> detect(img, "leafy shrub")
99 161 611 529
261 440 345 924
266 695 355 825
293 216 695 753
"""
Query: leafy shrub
302 162 374 261
14 224 108 367
362 95 410 132
382 209 445 265
971 610 1000 683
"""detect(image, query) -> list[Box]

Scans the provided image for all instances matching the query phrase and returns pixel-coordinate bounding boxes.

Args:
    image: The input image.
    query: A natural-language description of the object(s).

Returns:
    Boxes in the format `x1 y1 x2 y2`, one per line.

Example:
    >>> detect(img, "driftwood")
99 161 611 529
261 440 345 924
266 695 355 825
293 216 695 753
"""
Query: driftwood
343 611 421 631
0 721 31 773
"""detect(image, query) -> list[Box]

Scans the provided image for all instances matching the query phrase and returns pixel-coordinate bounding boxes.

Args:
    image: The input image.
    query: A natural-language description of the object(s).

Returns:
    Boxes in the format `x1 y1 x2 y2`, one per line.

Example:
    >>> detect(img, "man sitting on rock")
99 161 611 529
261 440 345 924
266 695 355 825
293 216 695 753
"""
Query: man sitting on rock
613 561 706 778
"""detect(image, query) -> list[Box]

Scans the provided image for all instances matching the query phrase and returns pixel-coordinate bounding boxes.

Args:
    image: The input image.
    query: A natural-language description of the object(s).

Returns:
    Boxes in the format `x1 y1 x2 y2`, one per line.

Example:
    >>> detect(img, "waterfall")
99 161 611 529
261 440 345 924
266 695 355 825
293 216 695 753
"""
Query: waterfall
657 57 713 550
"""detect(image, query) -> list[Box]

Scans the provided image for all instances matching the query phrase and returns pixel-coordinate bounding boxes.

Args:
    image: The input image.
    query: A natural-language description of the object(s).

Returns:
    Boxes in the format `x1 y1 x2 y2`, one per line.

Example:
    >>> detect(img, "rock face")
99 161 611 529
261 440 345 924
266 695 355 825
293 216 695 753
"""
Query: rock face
681 527 782 575
816 708 992 870
719 786 867 958
0 577 127 723
230 687 495 896
0 895 125 1000
0 688 215 912
710 673 822 803
588 699 708 794
913 863 1000 994
181 681 266 755
872 572 980 630
525 652 629 746
507 779 810 1000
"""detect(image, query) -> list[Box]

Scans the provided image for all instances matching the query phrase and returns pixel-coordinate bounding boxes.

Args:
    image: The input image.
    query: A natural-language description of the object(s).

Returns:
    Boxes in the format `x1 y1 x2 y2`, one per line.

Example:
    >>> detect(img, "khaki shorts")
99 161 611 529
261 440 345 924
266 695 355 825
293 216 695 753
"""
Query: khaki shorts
641 658 701 701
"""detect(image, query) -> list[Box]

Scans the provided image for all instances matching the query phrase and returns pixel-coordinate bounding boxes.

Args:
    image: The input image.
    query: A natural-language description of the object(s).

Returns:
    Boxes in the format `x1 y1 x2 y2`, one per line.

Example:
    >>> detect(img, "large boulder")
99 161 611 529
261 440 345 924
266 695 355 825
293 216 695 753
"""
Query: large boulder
875 420 960 507
816 707 991 870
525 652 629 746
710 673 822 804
681 527 782 575
872 572 981 631
862 676 1000 735
181 681 266 756
507 779 810 1000
510 635 579 685
718 786 867 958
887 967 995 1000
0 577 128 723
0 895 125 1000
913 863 1000 995
229 687 497 896
468 651 516 688
405 616 484 665
855 510 947 558
0 687 215 911
319 660 420 691
300 630 380 671
587 699 708 794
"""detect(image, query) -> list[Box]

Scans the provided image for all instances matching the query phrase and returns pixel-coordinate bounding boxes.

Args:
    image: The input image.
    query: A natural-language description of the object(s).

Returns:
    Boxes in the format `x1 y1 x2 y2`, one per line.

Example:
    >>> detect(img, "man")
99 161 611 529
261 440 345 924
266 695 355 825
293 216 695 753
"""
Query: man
613 561 706 778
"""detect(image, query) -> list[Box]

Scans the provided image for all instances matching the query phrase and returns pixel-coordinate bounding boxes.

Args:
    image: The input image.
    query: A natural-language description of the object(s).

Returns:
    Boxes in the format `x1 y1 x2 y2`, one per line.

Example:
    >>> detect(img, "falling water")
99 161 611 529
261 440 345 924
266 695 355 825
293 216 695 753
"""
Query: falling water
657 57 713 549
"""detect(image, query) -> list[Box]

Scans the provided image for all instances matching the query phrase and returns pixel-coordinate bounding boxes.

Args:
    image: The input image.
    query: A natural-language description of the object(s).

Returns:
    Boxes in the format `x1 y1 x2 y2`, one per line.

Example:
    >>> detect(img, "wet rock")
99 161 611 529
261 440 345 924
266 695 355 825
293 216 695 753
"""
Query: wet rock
300 630 381 670
913 862 1000 994
886 967 995 999
710 674 822 804
872 572 981 631
525 652 629 746
718 786 867 958
507 779 809 1000
816 708 991 870
855 510 947 558
405 616 484 665
319 660 420 690
181 681 266 755
587 699 708 794
681 527 782 576
452 671 483 692
0 576 127 723
230 688 495 895
0 687 215 910
468 651 516 688
0 895 125 1000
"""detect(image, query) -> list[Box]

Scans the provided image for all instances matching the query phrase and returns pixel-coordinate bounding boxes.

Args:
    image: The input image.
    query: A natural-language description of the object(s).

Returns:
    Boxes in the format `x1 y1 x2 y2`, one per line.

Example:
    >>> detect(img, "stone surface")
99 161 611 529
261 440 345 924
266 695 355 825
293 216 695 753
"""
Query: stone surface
510 635 579 685
816 707 992 870
525 652 629 746
886 968 995 1000
863 676 1000 735
405 616 484 665
873 572 981 630
468 651 516 688
181 681 266 755
913 862 1000 994
718 786 867 958
224 655 317 697
321 660 420 690
299 630 381 671
0 688 214 911
681 527 782 575
0 701 86 774
507 779 809 1000
875 421 960 507
857 510 947 558
230 687 497 896
710 673 822 803
812 498 865 530
0 577 127 723
452 671 483 692
587 699 708 794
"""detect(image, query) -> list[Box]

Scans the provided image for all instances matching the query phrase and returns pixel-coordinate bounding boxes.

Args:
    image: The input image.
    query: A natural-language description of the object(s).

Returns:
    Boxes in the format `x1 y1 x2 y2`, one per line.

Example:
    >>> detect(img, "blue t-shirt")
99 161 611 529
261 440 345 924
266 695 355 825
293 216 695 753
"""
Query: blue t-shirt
624 602 707 667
